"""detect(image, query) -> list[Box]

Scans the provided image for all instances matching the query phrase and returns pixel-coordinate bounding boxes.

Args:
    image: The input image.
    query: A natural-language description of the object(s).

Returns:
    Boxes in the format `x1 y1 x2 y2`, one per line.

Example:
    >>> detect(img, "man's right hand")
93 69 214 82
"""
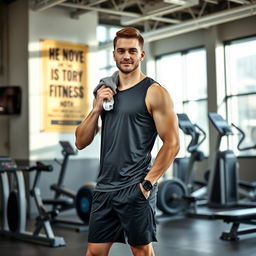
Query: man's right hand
94 85 115 112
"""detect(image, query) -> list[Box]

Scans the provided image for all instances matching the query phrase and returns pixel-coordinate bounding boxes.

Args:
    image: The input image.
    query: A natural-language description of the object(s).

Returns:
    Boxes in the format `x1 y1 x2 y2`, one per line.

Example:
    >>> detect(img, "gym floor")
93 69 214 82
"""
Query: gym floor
1 215 256 256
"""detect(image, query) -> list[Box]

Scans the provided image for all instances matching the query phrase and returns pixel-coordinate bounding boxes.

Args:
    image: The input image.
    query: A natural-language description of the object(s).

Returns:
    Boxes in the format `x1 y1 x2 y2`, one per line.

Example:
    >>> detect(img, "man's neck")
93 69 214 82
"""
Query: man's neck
118 70 146 91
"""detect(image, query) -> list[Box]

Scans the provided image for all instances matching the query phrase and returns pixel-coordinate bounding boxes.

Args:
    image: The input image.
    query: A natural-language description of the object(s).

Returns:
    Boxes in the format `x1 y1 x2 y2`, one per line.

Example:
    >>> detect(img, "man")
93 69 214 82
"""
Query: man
75 27 180 256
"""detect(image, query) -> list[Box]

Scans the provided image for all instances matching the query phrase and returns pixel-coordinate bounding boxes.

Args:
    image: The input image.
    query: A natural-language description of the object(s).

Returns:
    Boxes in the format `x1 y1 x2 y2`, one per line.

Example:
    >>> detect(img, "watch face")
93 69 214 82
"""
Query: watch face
142 180 153 191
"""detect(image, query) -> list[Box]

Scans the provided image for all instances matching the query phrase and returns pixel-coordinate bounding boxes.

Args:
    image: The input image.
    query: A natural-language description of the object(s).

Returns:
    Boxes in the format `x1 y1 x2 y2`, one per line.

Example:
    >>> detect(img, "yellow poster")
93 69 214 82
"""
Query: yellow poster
41 39 89 132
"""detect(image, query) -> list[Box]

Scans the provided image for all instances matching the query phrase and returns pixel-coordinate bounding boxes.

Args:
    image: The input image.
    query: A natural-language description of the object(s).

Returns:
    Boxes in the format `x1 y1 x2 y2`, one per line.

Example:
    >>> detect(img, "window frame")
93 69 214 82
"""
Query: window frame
224 35 256 157
155 46 208 158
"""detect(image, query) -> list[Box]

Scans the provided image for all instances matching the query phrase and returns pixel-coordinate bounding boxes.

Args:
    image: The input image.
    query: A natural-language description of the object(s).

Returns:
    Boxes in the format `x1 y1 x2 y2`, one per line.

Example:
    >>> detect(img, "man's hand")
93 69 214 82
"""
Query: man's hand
94 85 115 112
139 183 150 199
75 86 114 150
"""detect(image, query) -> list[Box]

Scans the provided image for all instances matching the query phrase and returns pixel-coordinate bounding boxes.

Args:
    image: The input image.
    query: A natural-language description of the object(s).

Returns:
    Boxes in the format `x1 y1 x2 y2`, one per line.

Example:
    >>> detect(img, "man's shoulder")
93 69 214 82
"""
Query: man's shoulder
146 82 172 108
147 82 167 96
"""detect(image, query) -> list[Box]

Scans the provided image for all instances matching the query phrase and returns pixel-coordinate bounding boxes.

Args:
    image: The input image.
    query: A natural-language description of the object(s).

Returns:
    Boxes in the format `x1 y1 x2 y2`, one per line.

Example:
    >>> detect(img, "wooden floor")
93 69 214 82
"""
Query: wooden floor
1 215 256 256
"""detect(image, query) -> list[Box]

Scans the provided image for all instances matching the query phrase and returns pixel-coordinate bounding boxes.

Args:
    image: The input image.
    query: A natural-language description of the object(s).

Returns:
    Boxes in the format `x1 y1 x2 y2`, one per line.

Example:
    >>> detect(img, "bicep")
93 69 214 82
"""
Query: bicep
151 88 179 143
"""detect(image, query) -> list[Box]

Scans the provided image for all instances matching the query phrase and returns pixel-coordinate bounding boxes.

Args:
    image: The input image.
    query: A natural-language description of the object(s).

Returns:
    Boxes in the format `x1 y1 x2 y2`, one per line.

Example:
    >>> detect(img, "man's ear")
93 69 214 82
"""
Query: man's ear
140 50 145 61
113 50 116 61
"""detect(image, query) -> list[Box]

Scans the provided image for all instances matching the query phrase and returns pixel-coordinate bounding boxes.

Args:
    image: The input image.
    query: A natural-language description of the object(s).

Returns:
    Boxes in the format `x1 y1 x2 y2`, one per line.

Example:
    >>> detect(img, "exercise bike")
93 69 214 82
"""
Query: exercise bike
42 141 95 232
157 113 208 216
0 157 65 247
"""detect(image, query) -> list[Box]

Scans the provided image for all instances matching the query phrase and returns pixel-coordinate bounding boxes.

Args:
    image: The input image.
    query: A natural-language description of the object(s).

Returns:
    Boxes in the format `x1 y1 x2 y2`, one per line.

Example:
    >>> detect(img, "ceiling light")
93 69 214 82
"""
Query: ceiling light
228 0 250 4
163 0 187 5
204 0 218 4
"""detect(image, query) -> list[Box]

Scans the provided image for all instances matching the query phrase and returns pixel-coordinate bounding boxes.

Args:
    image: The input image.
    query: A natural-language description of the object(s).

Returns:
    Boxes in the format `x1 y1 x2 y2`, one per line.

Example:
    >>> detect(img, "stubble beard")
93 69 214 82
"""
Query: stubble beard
116 61 140 74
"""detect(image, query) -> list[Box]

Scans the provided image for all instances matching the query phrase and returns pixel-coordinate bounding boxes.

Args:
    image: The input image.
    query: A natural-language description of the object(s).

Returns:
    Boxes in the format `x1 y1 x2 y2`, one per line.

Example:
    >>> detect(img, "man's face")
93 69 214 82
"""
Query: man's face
113 38 145 74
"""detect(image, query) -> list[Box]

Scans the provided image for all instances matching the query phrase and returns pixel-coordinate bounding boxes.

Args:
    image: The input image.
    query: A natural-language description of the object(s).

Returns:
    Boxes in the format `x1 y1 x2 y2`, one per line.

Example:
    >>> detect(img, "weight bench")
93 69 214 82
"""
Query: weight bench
214 208 256 241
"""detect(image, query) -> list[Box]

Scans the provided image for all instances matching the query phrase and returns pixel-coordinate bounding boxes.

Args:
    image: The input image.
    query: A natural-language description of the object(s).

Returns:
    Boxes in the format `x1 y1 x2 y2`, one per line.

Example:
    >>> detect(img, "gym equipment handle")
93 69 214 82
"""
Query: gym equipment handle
187 124 206 153
33 161 53 172
0 162 53 173
232 123 256 151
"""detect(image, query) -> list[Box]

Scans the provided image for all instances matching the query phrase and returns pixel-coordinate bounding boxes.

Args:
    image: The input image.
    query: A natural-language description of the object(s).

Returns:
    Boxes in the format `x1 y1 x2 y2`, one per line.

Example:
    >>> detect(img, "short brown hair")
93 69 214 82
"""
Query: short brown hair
113 27 144 49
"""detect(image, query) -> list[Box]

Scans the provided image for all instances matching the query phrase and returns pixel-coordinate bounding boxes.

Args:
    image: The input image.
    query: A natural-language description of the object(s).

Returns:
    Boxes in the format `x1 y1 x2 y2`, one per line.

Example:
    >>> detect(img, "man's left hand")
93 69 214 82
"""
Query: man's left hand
139 183 150 199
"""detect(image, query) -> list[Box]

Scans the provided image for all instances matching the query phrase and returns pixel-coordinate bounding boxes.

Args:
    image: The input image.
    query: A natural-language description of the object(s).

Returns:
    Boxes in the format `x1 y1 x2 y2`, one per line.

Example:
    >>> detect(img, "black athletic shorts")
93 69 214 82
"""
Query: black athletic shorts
88 182 158 246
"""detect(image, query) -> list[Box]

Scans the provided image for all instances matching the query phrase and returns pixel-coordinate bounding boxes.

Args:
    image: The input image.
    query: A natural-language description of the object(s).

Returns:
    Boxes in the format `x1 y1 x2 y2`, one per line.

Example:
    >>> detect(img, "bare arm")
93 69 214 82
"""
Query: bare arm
143 84 180 186
75 86 114 150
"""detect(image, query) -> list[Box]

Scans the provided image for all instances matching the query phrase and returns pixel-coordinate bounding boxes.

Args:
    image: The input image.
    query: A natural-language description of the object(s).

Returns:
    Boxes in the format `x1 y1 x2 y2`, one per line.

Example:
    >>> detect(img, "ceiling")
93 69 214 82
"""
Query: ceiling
30 0 256 42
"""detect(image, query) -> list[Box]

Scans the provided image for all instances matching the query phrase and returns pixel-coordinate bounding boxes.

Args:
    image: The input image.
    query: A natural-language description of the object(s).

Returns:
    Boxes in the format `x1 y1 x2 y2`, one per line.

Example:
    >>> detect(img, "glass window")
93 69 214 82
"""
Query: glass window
96 25 121 77
156 48 208 157
109 27 120 41
225 37 256 95
225 36 256 156
156 52 183 112
184 49 207 100
96 26 107 43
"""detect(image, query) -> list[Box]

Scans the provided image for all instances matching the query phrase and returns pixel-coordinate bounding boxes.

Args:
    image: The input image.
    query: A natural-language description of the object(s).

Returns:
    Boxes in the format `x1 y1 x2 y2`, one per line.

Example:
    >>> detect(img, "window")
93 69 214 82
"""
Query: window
96 25 120 77
156 48 208 157
225 36 256 156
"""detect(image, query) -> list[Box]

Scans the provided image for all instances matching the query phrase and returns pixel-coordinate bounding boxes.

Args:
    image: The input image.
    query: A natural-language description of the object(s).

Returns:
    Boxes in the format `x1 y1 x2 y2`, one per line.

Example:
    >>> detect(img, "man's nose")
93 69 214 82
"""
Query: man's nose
123 52 130 60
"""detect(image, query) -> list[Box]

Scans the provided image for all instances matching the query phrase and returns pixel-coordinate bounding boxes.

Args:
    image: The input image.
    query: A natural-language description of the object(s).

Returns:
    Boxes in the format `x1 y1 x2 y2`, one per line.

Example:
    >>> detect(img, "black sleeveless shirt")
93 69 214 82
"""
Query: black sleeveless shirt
95 77 158 192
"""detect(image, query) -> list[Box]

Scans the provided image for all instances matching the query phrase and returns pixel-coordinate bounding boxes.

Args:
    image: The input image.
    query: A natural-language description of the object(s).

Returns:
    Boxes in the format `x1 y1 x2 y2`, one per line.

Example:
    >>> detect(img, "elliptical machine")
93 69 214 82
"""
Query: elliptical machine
173 113 208 194
232 124 256 201
0 157 65 247
206 113 256 241
207 112 239 208
157 113 207 216
43 141 95 231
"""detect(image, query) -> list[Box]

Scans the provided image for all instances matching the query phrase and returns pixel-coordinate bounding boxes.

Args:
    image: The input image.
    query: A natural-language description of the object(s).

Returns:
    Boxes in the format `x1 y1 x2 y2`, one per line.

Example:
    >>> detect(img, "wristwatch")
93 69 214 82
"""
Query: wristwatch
141 180 153 191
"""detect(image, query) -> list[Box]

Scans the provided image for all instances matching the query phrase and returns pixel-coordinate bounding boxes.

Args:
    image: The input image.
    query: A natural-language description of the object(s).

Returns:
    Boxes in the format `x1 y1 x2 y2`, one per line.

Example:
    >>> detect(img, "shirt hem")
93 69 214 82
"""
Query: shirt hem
94 179 143 192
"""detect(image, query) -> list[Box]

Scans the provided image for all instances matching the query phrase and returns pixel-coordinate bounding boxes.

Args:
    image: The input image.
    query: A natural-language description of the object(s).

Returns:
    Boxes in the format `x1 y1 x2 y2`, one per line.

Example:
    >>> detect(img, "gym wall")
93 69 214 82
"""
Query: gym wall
0 3 9 157
28 5 99 161
1 0 101 215
28 4 101 214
